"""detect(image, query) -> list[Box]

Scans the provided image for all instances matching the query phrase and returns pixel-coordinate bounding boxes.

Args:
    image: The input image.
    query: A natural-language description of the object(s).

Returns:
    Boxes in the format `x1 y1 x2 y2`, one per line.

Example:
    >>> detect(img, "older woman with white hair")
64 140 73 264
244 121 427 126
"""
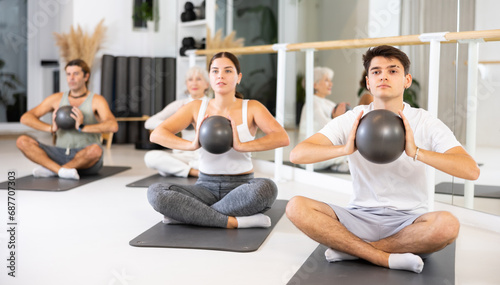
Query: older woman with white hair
144 65 210 177
298 66 350 172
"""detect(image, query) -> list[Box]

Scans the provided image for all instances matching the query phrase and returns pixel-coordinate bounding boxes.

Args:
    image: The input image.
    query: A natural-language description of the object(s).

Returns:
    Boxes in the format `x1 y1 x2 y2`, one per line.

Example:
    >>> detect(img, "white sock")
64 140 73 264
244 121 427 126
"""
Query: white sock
58 167 80 180
388 253 424 273
33 166 57 178
325 248 359 262
236 213 271 228
162 216 183 224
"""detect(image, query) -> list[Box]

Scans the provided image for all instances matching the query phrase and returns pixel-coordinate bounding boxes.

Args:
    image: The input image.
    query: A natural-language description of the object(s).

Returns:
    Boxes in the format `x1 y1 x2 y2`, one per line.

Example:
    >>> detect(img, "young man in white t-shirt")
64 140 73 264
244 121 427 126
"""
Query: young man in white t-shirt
286 45 480 273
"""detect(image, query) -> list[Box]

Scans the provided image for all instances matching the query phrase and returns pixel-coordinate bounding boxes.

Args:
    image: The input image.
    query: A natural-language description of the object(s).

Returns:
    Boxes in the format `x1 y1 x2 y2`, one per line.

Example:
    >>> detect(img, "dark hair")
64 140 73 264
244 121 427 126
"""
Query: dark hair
65 59 91 87
359 70 367 89
208 52 244 99
362 45 410 76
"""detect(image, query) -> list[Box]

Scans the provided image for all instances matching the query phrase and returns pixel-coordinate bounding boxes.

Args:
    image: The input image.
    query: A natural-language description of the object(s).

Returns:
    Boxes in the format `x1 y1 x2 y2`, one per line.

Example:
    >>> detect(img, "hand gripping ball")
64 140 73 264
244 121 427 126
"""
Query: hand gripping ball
355 109 405 164
55 105 76 130
198 115 233 154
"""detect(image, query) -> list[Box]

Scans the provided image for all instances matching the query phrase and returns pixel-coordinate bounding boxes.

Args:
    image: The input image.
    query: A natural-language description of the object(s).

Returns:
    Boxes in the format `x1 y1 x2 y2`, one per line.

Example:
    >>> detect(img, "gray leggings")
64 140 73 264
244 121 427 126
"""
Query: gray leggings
147 173 278 228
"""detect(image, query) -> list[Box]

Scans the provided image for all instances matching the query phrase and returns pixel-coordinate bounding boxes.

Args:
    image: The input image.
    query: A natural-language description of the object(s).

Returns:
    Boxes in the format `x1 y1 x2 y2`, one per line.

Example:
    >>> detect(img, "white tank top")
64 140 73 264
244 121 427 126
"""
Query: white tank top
196 97 255 174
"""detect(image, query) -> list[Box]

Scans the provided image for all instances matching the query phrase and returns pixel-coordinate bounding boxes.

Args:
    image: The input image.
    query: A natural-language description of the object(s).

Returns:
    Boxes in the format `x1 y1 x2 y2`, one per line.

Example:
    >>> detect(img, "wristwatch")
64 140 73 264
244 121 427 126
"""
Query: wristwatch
78 124 85 132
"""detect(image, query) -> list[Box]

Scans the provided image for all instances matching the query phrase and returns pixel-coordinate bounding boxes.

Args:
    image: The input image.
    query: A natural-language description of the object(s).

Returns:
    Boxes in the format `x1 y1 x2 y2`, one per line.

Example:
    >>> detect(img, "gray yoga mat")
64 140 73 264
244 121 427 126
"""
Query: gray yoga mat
129 199 287 252
287 242 455 285
126 174 198 187
435 182 500 199
0 166 130 191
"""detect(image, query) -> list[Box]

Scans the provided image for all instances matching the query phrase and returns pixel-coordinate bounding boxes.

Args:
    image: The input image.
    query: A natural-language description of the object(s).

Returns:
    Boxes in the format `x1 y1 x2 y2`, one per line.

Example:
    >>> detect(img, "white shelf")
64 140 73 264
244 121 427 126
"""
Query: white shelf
176 0 214 98
179 19 206 28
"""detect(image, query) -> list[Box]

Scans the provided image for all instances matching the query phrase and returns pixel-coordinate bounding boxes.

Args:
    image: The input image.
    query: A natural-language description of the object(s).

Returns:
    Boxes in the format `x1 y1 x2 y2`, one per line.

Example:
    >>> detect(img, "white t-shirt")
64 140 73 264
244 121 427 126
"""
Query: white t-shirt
319 102 461 214
299 95 336 141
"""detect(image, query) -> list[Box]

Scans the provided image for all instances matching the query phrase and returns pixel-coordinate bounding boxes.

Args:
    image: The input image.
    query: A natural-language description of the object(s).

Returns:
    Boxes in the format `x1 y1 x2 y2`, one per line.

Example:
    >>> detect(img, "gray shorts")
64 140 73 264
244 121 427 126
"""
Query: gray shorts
38 142 103 176
327 204 421 242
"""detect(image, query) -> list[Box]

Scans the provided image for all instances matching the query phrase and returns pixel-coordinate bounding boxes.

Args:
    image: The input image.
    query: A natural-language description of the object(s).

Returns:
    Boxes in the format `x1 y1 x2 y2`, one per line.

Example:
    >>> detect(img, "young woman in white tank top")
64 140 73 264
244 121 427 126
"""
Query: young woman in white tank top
147 52 289 229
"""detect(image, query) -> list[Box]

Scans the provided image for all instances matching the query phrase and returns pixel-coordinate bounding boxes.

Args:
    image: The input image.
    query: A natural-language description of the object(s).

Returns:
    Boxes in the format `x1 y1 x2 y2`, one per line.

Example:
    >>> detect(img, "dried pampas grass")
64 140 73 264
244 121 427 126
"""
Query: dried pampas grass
53 19 106 68
205 27 244 65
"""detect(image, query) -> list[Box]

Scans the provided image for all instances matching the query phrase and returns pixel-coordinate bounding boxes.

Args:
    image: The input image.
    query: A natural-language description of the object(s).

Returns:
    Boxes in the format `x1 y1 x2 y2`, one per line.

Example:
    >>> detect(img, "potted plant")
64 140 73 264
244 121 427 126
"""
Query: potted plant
132 0 157 31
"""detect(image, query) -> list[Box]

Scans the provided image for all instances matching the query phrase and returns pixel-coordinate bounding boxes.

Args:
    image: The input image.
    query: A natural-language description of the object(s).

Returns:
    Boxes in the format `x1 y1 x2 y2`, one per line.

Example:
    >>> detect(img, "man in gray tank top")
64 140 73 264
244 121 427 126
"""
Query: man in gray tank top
16 59 118 180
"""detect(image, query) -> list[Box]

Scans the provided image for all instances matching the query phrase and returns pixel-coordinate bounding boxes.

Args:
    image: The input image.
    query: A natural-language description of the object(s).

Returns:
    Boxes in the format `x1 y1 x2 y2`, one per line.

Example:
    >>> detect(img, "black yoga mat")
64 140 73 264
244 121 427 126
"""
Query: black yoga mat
126 174 198 187
287 242 455 285
0 166 130 191
129 199 287 252
435 182 500 199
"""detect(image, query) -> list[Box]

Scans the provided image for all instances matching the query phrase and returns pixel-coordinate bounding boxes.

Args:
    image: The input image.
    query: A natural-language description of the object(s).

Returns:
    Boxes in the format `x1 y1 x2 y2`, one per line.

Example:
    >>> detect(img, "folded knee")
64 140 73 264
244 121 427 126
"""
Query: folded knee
433 211 460 242
253 178 278 200
147 183 175 209
147 183 164 204
86 144 103 159
16 135 35 150
286 196 308 222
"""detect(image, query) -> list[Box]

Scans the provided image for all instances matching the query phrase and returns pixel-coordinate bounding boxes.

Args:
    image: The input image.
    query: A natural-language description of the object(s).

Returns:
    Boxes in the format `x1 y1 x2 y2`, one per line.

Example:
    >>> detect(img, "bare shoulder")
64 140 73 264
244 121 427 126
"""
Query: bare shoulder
247 99 270 114
91 93 108 103
47 92 64 101
91 94 112 108
247 99 264 109
42 92 64 109
184 98 203 112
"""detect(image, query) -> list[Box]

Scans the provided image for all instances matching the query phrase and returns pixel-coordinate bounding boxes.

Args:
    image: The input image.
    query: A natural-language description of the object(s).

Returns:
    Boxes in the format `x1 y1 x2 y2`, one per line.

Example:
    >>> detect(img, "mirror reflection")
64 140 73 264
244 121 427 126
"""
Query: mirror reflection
248 0 499 216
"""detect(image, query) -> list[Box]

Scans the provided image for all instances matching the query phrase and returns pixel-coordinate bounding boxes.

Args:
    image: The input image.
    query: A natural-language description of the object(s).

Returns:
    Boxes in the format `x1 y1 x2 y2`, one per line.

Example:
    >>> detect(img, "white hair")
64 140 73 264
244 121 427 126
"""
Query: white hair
313 67 334 83
185 65 209 83
184 65 210 95
301 67 334 90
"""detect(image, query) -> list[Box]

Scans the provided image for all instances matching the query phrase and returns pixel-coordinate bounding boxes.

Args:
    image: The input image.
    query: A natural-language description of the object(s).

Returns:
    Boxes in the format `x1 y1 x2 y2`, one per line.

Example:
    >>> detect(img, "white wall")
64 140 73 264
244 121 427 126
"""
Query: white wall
69 0 177 93
475 0 500 147
316 0 369 107
367 0 400 38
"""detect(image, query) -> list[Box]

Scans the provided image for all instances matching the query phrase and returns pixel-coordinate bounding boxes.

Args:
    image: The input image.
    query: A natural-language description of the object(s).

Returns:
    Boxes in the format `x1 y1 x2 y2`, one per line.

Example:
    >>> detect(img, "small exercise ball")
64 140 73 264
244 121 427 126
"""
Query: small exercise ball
55 105 76 130
198 116 233 154
355 109 405 164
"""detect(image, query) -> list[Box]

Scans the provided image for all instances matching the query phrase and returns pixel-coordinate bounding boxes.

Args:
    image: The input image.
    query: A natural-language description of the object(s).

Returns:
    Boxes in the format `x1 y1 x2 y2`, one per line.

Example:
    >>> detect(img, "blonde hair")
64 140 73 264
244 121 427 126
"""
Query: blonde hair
184 65 210 95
